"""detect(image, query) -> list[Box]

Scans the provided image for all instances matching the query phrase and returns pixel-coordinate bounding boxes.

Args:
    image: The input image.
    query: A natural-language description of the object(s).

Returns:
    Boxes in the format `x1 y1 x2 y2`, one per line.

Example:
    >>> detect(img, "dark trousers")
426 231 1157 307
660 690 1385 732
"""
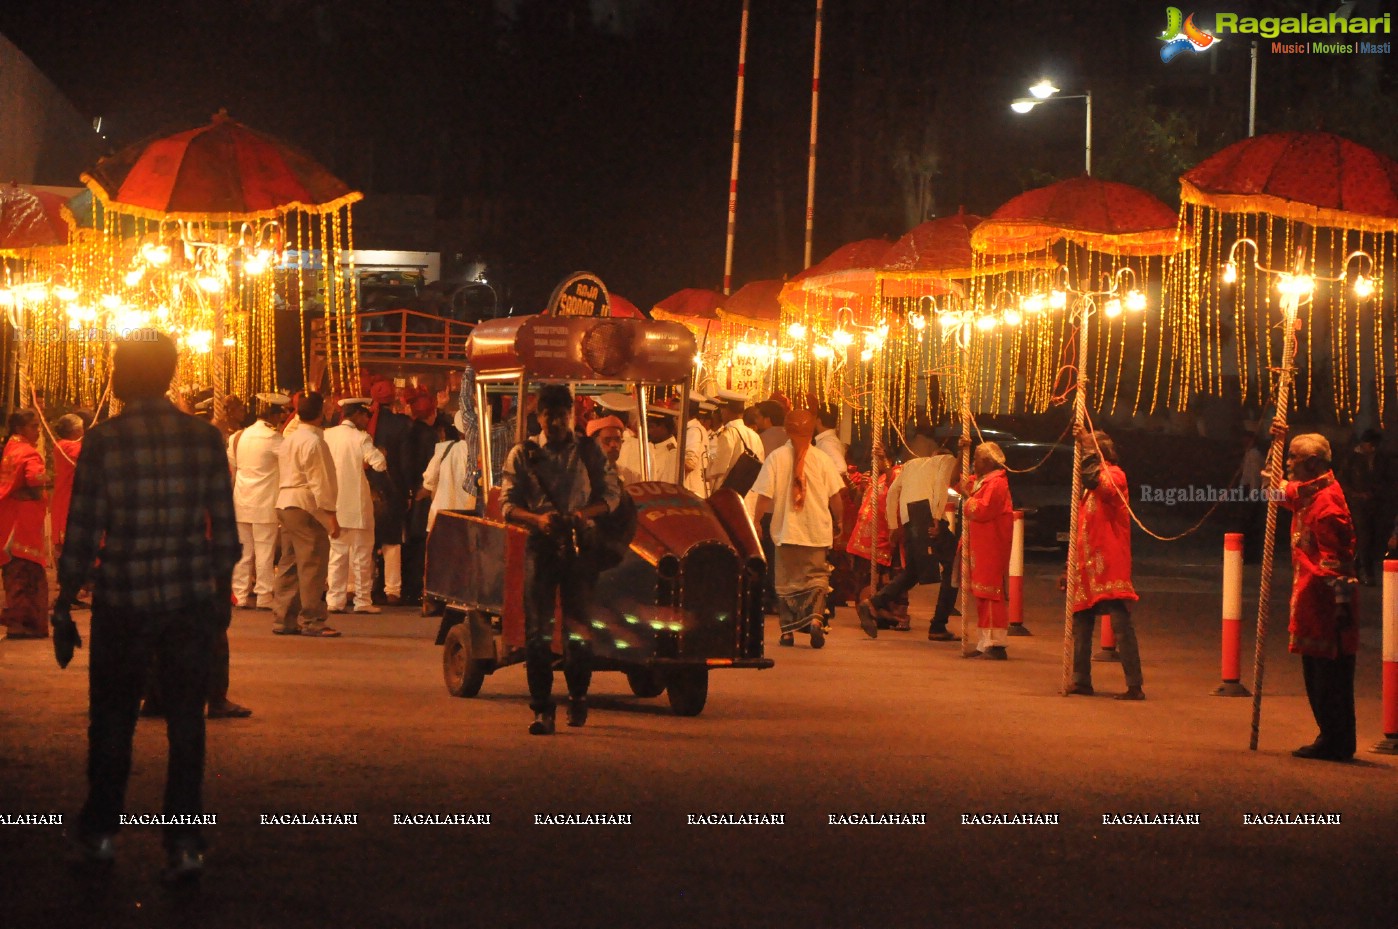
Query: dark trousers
1072 600 1143 688
80 603 217 850
1302 654 1357 757
871 531 957 629
760 513 777 609
523 536 594 712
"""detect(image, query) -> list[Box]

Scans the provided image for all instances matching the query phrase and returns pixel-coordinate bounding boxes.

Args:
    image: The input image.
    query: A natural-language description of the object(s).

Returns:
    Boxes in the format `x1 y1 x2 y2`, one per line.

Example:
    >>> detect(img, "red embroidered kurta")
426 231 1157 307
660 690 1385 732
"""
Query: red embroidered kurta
51 437 82 547
846 464 899 566
0 437 48 567
964 468 1012 601
1072 463 1138 612
1282 472 1358 659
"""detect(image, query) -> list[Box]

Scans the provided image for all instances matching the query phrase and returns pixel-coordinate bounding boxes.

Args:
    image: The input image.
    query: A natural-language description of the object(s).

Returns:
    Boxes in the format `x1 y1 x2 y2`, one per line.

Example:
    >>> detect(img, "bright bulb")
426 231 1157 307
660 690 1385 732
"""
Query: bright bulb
1010 100 1036 114
859 349 874 363
1277 274 1315 298
787 322 807 340
142 242 172 267
1049 289 1067 310
1023 294 1046 314
831 329 854 348
779 349 795 363
0 289 13 308
1222 261 1238 284
1354 275 1375 299
812 344 834 360
1029 79 1059 99
54 285 79 302
975 315 997 332
909 313 926 330
197 274 225 294
100 293 122 310
244 250 271 276
1002 309 1022 327
1126 290 1147 312
1103 298 1123 319
938 311 961 329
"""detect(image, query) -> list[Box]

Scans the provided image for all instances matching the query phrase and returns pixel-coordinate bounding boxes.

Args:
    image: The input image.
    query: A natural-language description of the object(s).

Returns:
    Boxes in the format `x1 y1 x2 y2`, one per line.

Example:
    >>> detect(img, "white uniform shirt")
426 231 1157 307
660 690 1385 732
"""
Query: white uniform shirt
322 421 386 529
815 428 848 473
228 420 284 525
618 428 643 481
276 424 339 517
751 442 845 548
651 435 680 484
683 418 710 497
423 438 476 531
709 419 764 490
886 453 956 528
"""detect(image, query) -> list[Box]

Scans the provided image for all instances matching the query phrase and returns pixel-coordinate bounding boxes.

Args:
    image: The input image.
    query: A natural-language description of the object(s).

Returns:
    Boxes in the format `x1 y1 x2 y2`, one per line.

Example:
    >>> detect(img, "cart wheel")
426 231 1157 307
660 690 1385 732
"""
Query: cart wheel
625 669 666 698
442 624 486 698
665 668 708 716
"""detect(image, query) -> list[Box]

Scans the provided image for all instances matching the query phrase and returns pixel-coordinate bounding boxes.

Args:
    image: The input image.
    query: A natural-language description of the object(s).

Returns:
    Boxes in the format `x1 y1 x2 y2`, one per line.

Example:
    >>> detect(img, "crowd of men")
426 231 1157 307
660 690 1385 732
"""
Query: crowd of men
0 331 1368 883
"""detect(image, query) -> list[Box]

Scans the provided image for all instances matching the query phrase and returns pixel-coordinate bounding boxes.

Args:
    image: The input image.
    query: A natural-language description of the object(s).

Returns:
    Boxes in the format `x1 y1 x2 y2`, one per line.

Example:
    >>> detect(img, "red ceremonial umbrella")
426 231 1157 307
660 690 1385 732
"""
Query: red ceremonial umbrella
0 183 71 254
606 293 647 318
971 176 1183 258
1181 130 1398 230
82 110 361 221
719 279 785 331
652 288 726 322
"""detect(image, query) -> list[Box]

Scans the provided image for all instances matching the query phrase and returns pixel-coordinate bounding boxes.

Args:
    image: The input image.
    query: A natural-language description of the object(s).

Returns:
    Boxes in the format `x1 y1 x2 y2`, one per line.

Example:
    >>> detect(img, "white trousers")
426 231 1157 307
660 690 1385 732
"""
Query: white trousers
233 521 279 603
328 527 376 610
381 542 402 597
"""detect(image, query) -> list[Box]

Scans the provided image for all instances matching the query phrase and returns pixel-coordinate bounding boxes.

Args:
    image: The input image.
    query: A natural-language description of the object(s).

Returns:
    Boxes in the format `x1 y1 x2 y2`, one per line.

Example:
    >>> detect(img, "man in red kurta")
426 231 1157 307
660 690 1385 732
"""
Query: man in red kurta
0 411 50 638
1065 429 1143 699
1275 433 1359 762
962 442 1013 659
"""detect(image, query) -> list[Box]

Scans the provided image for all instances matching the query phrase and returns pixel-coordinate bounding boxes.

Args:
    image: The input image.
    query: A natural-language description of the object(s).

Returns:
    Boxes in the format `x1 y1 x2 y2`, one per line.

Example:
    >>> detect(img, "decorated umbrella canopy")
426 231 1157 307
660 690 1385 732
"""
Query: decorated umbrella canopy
972 175 1184 676
606 293 648 319
1165 130 1398 751
713 279 784 397
54 111 365 415
652 288 724 393
779 238 896 323
1168 131 1398 423
970 176 1183 417
0 184 71 254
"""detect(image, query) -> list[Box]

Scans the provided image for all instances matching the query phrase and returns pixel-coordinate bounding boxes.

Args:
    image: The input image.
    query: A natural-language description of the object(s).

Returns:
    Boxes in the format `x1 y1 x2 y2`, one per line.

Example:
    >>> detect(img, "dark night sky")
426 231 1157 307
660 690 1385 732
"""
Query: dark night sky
4 0 1397 311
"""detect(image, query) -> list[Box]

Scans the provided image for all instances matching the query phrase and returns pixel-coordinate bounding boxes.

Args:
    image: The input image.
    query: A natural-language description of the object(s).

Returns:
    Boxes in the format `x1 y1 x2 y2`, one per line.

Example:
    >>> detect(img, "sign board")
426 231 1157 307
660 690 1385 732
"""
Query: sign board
547 271 611 318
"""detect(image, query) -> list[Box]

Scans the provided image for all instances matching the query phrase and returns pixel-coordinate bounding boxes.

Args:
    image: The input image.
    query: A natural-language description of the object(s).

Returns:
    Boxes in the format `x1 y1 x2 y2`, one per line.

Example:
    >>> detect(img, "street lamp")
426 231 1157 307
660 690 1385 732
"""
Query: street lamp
1010 81 1093 176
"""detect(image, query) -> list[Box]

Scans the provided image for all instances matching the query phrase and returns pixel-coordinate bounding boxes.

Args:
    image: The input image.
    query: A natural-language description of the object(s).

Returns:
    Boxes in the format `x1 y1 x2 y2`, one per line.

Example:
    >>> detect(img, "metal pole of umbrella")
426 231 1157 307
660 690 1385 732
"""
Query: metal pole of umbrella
959 324 974 655
869 279 885 597
1248 256 1304 751
1062 297 1092 694
722 0 751 296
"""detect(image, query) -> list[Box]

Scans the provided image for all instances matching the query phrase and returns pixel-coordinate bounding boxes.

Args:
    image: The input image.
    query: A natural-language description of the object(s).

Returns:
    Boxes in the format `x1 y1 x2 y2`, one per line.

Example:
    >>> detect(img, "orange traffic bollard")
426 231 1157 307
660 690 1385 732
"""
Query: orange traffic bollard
1375 559 1398 753
1092 613 1119 662
1007 509 1030 636
1213 533 1250 696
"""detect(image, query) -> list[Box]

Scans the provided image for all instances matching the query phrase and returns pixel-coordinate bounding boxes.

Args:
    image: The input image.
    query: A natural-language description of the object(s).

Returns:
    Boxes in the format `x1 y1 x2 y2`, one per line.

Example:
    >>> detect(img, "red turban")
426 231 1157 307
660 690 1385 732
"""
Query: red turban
410 393 437 421
785 409 817 510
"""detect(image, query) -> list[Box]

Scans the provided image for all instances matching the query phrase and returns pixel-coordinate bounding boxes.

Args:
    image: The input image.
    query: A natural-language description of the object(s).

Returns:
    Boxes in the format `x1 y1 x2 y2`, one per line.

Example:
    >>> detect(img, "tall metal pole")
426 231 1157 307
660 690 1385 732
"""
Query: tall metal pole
959 326 974 655
1248 42 1258 137
1083 91 1093 177
723 0 752 296
1249 256 1304 750
1062 300 1092 693
802 0 824 270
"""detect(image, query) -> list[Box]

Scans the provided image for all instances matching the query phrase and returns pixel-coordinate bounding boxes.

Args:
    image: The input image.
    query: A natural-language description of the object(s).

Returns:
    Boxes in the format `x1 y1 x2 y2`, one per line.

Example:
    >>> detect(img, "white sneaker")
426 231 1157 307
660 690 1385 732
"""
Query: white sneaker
353 604 382 614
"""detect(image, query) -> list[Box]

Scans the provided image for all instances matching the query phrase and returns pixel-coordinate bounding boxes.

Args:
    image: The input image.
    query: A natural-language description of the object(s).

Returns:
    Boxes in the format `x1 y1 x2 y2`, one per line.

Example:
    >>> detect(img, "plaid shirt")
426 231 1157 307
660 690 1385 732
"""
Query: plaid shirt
500 433 620 524
58 397 242 612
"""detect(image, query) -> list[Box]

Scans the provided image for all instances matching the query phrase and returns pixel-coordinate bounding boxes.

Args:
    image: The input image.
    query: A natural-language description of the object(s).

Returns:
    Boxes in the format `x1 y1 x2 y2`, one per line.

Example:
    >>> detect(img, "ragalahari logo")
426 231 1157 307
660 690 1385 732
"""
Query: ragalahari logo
1159 7 1219 62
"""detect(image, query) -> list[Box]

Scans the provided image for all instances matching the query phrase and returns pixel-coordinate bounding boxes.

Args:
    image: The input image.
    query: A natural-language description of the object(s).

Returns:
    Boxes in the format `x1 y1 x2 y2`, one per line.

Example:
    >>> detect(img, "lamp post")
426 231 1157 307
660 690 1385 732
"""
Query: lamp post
1011 80 1093 176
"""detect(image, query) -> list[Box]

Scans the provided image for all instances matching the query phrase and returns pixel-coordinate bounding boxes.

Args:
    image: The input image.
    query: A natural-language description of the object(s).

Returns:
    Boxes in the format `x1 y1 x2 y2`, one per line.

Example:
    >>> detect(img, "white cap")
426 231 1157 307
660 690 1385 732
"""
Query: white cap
194 398 214 412
338 397 373 408
256 392 292 406
688 389 709 405
596 391 637 412
715 389 750 405
648 402 680 418
698 401 717 412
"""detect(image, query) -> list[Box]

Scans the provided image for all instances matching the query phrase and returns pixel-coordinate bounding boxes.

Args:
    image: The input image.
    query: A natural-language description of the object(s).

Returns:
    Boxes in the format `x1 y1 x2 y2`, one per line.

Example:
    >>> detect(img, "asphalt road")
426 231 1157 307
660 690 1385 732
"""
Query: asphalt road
3 550 1396 929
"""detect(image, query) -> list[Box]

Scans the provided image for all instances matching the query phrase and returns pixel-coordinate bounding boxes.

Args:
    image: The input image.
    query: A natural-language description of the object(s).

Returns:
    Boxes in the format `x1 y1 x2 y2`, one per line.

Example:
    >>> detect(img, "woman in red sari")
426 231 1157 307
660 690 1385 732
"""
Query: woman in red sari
846 447 904 628
0 410 50 638
50 413 84 553
961 442 1013 659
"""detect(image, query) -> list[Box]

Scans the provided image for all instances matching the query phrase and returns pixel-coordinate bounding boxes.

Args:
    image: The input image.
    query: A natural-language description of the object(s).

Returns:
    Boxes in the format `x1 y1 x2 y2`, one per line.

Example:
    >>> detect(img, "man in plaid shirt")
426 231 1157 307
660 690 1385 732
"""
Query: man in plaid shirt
52 330 240 883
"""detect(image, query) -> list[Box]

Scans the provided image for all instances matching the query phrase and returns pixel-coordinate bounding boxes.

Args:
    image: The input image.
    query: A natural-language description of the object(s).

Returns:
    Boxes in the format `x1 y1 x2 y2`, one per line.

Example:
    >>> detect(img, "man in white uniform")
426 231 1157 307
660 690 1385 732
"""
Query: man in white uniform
683 391 712 498
707 390 764 493
228 393 291 609
648 404 681 484
323 399 388 614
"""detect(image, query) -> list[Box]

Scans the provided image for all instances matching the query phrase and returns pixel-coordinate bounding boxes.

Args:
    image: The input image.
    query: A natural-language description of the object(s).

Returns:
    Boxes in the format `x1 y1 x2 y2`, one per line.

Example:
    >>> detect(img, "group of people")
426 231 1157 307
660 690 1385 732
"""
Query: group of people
3 341 1366 883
